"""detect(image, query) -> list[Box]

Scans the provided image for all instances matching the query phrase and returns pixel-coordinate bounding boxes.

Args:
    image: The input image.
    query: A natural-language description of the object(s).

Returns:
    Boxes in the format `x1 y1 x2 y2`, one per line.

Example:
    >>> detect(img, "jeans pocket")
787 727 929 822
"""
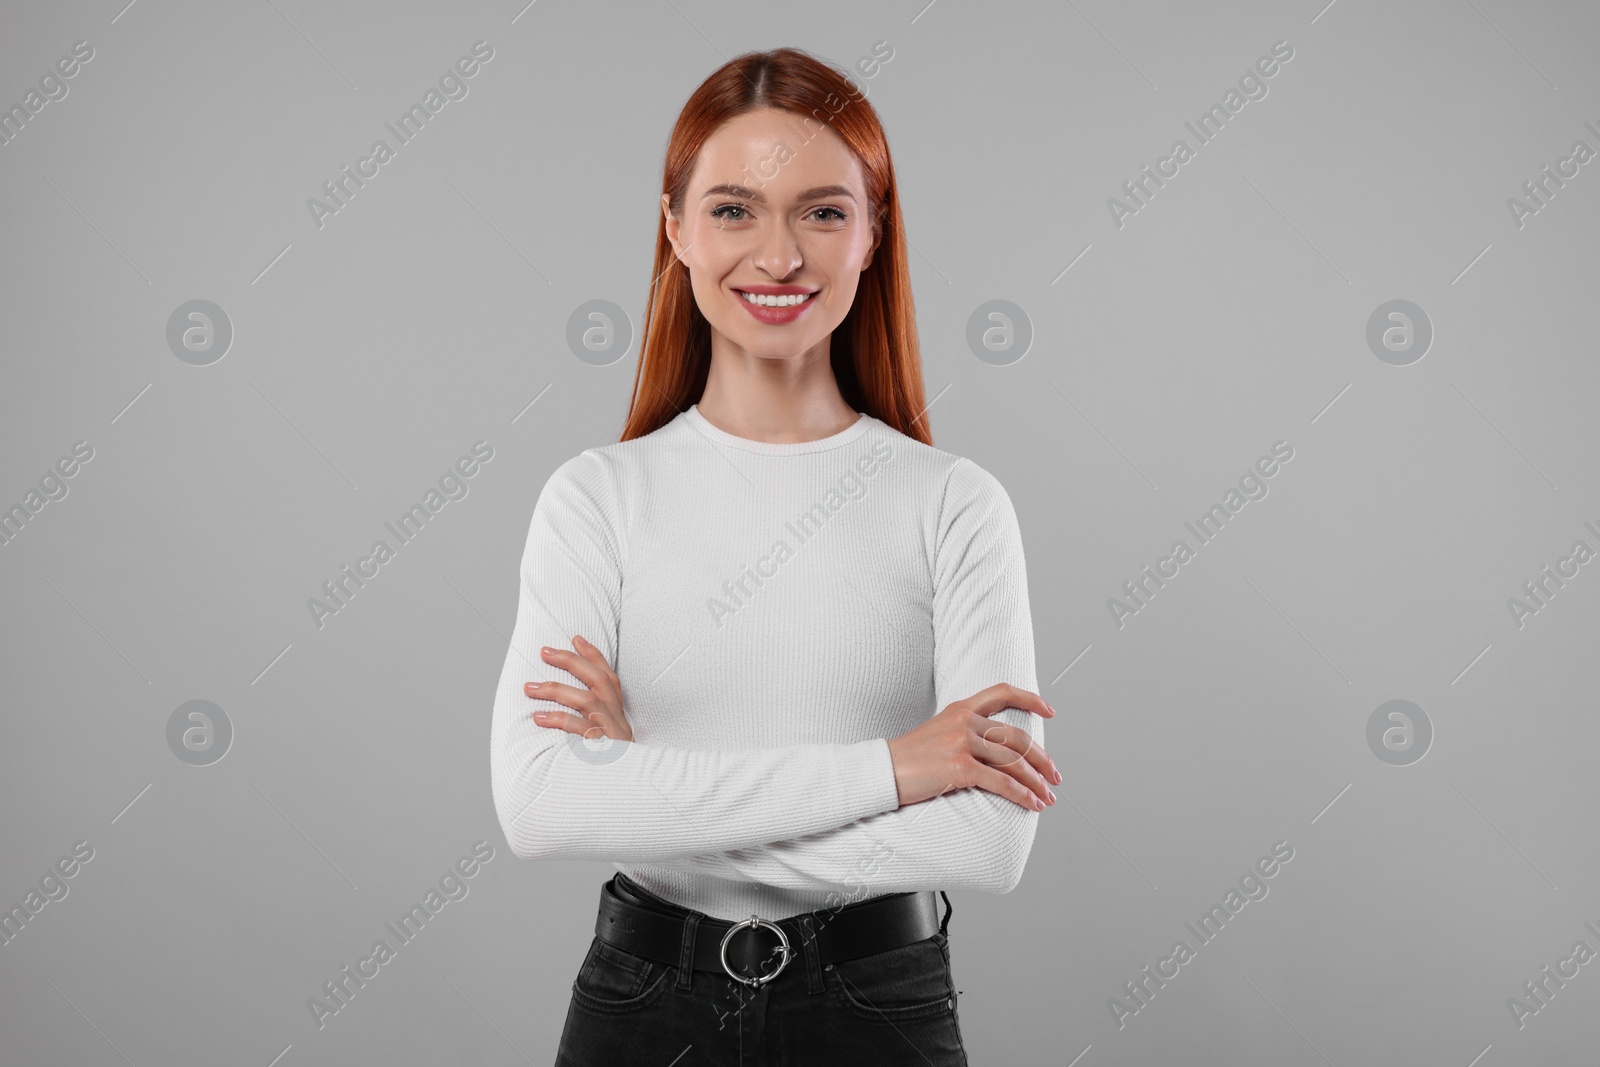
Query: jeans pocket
570 937 672 1015
828 932 956 1023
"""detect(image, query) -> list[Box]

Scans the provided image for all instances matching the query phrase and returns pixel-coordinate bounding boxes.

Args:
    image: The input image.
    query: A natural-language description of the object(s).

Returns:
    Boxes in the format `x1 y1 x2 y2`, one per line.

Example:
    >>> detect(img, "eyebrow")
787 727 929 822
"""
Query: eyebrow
699 183 857 205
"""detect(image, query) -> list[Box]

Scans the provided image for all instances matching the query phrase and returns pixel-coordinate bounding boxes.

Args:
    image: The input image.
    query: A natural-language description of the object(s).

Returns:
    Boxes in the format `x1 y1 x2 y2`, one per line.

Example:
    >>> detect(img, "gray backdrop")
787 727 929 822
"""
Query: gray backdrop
3 0 1597 1064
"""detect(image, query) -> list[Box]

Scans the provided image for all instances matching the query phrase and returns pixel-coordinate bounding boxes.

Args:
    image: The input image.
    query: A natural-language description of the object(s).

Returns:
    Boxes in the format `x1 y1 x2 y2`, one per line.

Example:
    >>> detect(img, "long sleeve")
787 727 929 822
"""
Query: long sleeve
490 450 903 863
645 459 1043 895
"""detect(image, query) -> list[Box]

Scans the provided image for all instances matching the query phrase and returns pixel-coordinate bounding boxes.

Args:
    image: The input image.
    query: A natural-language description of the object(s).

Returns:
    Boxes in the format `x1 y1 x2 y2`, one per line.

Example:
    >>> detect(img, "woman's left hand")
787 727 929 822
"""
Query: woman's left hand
524 635 633 742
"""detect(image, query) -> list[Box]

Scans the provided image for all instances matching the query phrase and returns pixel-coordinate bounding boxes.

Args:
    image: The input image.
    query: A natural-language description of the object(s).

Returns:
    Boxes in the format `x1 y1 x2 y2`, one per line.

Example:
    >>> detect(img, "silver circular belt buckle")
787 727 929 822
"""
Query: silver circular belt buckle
719 914 792 988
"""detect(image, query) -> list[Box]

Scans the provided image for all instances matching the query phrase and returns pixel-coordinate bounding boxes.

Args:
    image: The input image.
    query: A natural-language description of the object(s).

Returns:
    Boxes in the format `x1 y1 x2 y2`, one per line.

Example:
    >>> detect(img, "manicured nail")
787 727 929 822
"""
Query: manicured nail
526 681 542 690
1046 788 1057 804
541 647 554 656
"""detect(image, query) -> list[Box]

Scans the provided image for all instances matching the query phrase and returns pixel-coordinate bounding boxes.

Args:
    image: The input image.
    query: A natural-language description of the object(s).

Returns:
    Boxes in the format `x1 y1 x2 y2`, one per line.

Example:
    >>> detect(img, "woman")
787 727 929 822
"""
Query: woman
489 46 1060 1065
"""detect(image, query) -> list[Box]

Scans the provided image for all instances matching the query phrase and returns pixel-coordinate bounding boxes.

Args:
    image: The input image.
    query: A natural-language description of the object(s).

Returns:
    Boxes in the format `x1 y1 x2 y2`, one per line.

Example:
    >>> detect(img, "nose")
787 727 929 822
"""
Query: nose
752 220 803 280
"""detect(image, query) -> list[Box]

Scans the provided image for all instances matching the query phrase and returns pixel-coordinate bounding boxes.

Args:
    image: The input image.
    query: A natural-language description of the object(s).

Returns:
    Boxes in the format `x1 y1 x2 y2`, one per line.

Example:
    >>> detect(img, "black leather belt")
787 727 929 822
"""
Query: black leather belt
594 873 948 989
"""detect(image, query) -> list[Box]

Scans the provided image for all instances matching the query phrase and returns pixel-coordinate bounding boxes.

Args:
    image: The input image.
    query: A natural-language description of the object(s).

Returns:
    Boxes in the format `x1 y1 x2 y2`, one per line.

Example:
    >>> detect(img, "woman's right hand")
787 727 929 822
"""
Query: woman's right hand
885 684 1060 811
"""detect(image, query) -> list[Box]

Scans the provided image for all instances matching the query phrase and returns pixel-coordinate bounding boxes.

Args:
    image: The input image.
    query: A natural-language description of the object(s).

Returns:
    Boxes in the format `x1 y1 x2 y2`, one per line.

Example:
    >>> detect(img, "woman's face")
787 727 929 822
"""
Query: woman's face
663 107 880 364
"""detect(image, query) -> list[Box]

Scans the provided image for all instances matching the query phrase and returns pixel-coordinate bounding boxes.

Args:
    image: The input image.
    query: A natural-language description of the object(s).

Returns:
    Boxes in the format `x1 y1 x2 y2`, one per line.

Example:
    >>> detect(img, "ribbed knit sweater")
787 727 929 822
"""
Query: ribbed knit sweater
490 403 1042 922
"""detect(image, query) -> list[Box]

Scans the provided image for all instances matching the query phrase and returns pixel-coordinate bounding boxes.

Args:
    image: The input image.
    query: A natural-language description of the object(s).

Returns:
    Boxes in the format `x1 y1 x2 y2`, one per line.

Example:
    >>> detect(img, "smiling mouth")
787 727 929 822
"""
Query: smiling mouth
735 290 818 308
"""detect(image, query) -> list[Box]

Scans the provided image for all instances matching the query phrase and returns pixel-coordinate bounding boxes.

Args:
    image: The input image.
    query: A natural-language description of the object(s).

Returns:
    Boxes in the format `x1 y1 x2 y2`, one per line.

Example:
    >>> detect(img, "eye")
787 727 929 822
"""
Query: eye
709 203 749 222
809 206 848 222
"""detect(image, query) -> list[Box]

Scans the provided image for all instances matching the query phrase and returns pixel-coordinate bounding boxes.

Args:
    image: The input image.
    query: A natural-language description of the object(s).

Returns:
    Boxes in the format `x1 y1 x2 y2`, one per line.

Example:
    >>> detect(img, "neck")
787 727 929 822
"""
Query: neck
696 335 857 443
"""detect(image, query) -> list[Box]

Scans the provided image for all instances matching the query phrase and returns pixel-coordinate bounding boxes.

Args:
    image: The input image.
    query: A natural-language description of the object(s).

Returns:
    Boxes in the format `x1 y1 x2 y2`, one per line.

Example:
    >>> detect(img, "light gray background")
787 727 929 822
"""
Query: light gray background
2 0 1597 1064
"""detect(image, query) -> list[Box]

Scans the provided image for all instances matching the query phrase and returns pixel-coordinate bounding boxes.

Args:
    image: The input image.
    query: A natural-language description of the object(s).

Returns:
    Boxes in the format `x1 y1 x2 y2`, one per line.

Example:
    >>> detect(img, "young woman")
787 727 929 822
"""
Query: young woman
490 46 1060 1065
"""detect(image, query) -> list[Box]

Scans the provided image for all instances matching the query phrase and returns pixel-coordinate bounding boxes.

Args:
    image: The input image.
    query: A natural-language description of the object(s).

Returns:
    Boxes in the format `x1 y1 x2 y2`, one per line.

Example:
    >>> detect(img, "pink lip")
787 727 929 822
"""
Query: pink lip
734 287 818 325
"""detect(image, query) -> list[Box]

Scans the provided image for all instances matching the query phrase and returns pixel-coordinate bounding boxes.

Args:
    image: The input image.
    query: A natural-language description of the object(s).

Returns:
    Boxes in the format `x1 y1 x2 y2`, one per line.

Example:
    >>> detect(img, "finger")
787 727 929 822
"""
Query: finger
971 720 1056 803
542 643 617 701
530 708 590 735
967 683 1054 720
581 704 630 741
572 635 620 685
523 680 596 715
984 720 1058 785
971 762 1048 812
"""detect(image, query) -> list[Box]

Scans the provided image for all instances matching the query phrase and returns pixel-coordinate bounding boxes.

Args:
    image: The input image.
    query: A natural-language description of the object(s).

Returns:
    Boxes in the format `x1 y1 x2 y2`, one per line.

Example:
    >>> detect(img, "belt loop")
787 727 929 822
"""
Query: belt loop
939 891 953 937
798 914 823 995
676 912 702 992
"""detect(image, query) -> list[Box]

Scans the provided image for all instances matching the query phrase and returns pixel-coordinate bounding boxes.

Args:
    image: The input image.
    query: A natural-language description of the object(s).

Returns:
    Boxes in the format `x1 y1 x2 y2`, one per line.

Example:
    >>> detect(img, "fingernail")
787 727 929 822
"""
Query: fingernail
526 681 542 690
533 710 549 718
1046 788 1057 804
1034 795 1046 811
541 647 554 656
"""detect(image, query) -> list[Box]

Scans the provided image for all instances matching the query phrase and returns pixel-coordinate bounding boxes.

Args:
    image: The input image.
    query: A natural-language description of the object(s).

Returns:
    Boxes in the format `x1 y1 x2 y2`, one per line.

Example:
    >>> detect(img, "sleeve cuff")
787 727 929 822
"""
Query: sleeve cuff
841 737 901 819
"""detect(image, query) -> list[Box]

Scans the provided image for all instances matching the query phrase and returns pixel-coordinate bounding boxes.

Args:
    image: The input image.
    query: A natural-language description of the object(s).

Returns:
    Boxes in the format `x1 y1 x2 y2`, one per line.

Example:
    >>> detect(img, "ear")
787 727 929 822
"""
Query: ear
860 216 882 273
662 193 686 263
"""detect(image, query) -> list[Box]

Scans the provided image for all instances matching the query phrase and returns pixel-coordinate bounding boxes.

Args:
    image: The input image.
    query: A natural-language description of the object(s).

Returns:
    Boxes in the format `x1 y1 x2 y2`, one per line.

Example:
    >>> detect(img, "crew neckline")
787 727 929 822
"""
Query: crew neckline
683 403 871 455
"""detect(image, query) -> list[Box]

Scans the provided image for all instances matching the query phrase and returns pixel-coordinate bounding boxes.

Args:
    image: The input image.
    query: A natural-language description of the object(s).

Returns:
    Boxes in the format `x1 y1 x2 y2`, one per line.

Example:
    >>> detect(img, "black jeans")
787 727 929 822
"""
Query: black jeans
554 873 969 1066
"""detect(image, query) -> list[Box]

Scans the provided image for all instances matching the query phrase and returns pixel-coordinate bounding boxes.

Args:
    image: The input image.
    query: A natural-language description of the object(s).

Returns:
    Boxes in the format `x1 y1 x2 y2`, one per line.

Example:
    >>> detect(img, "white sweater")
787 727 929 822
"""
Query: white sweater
490 403 1042 922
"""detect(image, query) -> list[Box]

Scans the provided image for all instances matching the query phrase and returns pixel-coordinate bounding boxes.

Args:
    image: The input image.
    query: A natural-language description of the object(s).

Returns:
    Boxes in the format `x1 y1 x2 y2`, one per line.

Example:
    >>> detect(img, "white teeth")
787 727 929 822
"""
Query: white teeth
739 291 814 307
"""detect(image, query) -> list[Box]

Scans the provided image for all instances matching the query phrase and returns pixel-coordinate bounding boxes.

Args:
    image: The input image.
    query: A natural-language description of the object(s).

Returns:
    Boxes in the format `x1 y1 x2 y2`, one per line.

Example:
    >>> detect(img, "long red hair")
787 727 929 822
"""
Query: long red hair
618 47 931 445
